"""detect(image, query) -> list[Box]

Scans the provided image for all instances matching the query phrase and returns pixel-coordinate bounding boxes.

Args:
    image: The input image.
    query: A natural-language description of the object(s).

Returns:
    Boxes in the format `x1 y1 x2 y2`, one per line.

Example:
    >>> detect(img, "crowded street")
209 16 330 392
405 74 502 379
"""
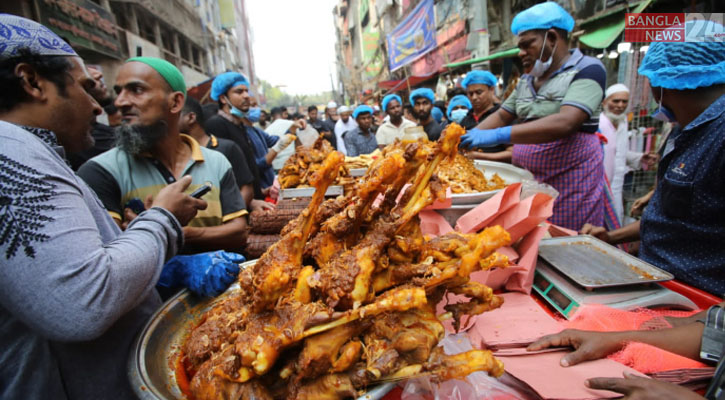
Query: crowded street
1 1 724 399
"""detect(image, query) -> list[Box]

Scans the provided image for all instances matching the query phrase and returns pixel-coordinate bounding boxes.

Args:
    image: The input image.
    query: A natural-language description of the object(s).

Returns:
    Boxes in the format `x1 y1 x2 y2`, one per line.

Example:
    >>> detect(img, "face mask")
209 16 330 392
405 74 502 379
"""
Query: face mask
529 32 557 78
229 105 247 119
651 88 676 122
247 107 261 122
450 109 468 123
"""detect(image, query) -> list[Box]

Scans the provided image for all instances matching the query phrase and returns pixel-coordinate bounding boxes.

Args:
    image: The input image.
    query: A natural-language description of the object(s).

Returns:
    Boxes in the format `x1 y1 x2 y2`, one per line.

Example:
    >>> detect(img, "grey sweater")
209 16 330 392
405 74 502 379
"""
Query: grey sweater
0 121 183 399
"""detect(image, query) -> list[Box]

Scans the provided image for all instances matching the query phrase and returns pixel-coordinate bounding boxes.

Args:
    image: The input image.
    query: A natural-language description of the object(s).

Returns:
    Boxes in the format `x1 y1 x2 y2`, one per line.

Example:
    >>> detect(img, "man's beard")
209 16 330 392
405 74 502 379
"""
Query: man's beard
604 109 627 126
414 108 430 121
116 120 169 155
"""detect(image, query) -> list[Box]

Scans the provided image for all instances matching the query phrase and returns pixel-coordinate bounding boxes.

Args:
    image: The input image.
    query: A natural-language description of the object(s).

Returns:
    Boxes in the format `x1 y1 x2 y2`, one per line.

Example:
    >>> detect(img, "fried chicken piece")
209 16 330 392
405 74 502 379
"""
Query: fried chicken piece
290 373 357 400
305 152 406 266
419 231 472 262
294 322 369 381
443 282 504 332
184 293 250 368
190 347 274 400
240 152 344 312
424 346 505 380
229 301 333 381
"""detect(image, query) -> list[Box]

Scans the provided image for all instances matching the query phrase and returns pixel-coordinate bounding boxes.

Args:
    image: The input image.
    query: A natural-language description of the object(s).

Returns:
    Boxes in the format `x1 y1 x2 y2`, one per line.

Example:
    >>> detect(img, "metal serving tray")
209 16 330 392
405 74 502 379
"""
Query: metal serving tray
349 168 367 177
280 185 344 199
537 235 674 289
450 160 534 205
128 260 395 400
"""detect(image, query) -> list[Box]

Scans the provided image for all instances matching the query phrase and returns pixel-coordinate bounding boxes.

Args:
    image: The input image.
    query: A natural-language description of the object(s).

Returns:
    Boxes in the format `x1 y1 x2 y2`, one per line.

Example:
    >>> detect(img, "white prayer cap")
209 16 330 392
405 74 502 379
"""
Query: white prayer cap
327 101 338 108
338 105 351 114
605 83 630 99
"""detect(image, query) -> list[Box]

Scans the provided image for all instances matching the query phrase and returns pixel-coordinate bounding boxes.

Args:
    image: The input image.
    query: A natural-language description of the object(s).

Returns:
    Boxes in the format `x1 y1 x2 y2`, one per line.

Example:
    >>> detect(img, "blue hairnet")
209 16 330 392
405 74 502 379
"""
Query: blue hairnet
381 94 402 112
211 72 250 101
352 105 374 119
461 70 497 90
511 2 575 35
446 95 472 119
638 27 725 90
409 88 435 104
431 107 443 124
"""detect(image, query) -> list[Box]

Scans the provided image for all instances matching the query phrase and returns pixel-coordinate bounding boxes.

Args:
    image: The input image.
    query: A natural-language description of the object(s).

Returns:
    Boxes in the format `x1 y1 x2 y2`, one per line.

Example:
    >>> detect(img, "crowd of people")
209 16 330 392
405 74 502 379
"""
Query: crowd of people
0 3 724 399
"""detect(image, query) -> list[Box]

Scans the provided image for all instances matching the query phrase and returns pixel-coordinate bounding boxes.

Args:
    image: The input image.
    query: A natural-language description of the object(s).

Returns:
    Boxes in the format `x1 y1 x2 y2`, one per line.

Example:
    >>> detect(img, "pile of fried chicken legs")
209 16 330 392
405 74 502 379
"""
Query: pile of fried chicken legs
183 123 512 400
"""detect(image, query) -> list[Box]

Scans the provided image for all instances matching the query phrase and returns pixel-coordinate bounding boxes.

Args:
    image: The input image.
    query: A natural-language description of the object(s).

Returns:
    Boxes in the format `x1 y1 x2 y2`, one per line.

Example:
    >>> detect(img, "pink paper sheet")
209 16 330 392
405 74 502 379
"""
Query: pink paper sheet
456 183 521 233
418 210 454 237
549 224 578 237
489 193 554 243
505 224 548 293
500 351 648 399
467 292 563 349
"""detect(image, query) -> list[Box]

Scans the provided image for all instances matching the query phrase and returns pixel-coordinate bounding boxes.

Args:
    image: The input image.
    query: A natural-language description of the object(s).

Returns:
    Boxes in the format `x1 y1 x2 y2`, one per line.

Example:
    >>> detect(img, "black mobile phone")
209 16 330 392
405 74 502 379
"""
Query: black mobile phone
190 183 212 199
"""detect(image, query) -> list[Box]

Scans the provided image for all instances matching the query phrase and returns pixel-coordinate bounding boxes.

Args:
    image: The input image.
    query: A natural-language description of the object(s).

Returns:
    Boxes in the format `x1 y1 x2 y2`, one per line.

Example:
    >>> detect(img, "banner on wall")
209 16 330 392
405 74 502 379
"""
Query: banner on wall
386 0 437 72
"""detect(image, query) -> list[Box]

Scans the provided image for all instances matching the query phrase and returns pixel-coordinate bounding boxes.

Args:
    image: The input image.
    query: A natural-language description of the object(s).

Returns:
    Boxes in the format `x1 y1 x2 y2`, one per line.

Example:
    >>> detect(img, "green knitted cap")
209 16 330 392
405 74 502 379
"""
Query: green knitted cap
126 57 187 95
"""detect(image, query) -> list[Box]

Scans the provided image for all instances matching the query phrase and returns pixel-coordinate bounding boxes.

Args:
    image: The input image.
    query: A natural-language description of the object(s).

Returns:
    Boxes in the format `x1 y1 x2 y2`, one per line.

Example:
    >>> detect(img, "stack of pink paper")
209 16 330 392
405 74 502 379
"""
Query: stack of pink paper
457 183 554 293
463 293 649 400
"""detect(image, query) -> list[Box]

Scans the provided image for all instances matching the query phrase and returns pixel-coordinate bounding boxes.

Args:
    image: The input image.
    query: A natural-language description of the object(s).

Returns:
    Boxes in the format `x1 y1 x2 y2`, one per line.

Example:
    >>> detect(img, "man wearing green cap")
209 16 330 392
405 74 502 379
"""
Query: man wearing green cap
79 57 250 253
460 2 607 231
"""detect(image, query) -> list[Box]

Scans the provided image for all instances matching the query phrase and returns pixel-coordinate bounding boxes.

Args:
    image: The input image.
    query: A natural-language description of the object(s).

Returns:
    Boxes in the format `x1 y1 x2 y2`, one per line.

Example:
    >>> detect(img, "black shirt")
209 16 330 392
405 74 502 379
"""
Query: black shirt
67 122 117 171
422 119 443 141
204 115 264 199
207 134 255 189
458 104 507 153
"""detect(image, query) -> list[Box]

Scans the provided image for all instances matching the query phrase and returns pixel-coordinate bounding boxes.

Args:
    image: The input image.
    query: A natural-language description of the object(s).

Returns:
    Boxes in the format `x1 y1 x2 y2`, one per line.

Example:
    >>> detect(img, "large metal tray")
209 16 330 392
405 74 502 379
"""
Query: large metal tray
280 185 344 199
537 235 674 289
128 260 395 400
349 168 367 177
450 160 534 205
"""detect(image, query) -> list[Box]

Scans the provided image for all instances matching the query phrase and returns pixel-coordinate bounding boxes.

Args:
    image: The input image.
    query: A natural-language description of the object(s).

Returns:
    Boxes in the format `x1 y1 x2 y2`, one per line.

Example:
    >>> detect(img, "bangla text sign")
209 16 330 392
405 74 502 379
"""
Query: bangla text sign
386 0 436 72
625 13 725 42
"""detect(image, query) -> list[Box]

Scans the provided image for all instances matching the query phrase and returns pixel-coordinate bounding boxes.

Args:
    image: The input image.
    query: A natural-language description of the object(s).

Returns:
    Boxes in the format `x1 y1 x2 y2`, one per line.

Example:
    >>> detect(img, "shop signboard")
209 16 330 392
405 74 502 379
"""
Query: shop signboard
363 26 384 78
35 0 122 59
386 0 436 72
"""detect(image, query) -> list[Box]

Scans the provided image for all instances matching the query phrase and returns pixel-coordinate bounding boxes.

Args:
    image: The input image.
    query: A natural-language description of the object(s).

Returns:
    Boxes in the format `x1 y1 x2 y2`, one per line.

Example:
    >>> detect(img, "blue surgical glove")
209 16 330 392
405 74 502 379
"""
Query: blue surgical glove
158 251 245 297
459 126 512 149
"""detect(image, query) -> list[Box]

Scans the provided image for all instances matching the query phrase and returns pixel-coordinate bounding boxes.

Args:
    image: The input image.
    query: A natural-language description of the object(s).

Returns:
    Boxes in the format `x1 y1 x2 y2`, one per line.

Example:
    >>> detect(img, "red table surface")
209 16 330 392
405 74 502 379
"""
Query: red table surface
380 279 721 400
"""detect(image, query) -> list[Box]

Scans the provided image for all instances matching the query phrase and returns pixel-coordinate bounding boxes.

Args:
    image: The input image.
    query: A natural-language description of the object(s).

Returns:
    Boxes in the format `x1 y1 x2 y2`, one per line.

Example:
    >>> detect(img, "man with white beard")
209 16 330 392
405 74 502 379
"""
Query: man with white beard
599 84 656 223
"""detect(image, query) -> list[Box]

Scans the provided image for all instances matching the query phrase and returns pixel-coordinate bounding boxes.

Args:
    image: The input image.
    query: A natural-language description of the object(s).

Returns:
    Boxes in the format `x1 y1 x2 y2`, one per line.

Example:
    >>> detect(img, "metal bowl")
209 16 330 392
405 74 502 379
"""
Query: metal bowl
450 160 533 205
128 260 395 399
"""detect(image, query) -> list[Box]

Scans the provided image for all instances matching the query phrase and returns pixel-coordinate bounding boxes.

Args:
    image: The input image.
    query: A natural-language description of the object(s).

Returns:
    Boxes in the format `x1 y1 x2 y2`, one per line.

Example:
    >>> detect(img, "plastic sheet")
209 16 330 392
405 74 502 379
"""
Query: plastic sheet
401 334 527 400
520 180 559 201
565 304 706 373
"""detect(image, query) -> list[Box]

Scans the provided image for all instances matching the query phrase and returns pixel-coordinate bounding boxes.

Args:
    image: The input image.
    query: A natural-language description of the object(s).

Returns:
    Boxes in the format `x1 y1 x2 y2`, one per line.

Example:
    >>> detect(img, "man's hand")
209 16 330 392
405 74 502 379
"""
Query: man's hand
641 152 659 168
630 189 654 217
587 372 704 400
151 175 207 226
527 329 625 367
120 195 153 230
251 199 275 212
580 223 612 243
459 126 512 149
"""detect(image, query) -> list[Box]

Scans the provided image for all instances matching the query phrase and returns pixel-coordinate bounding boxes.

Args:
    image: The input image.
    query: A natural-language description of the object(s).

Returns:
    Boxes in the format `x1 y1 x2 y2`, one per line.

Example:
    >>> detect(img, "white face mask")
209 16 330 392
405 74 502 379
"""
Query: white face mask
529 32 557 78
450 109 468 123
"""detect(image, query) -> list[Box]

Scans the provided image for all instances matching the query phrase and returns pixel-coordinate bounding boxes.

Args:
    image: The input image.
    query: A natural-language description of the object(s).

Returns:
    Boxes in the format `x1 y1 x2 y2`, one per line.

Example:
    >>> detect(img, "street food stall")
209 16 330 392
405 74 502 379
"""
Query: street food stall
128 124 721 400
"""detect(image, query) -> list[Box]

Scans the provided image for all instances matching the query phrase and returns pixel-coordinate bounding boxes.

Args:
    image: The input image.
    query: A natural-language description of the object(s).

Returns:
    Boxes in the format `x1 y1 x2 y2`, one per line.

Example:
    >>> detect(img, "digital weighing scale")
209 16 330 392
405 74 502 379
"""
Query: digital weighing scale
532 236 698 319
533 260 698 319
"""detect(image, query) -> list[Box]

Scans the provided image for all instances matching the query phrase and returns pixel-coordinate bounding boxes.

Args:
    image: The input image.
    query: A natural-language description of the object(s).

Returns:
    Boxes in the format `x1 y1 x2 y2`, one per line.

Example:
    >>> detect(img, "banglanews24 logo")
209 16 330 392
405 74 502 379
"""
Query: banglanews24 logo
625 13 724 42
